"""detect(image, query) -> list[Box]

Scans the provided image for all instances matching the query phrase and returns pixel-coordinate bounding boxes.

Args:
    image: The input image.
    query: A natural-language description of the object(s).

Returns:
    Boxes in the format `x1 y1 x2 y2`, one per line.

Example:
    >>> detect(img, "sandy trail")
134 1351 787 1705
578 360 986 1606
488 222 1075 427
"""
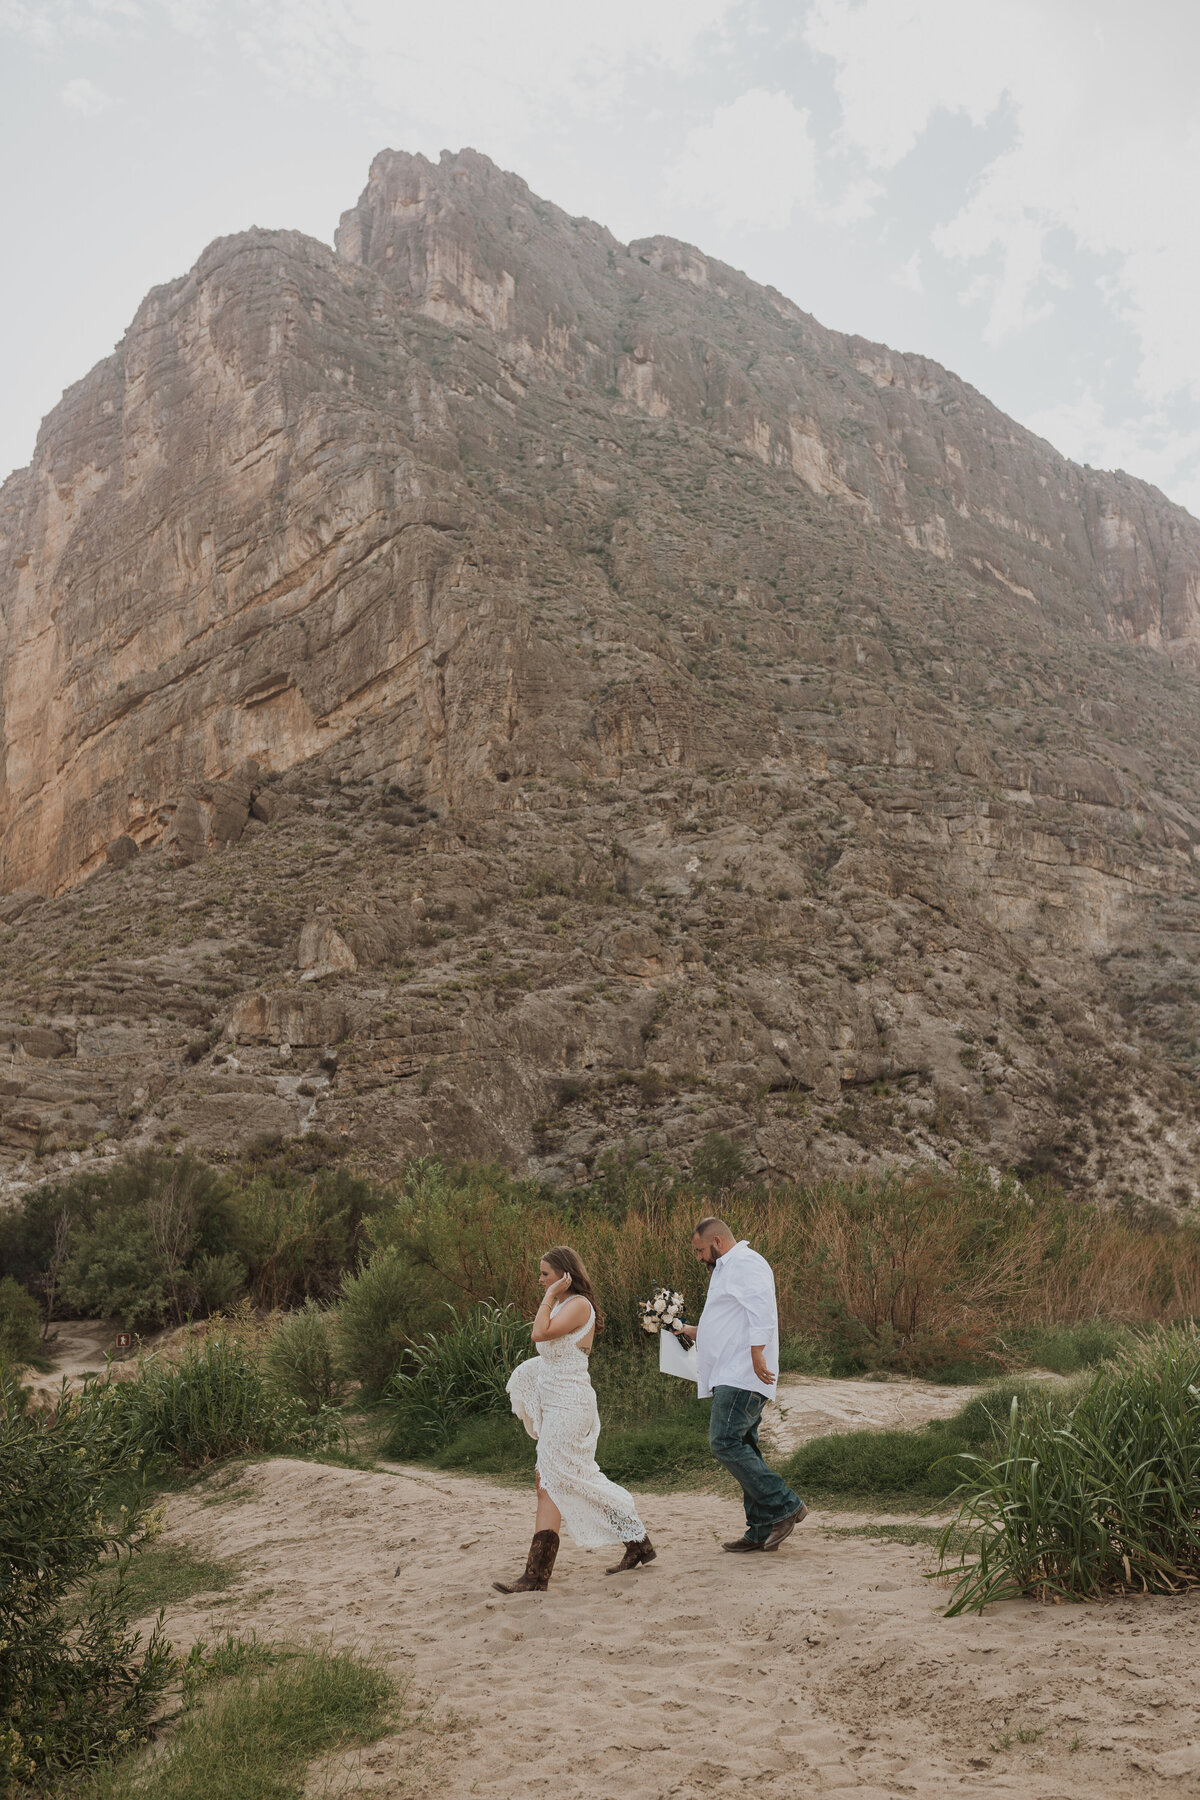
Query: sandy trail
763 1373 982 1457
154 1457 1200 1799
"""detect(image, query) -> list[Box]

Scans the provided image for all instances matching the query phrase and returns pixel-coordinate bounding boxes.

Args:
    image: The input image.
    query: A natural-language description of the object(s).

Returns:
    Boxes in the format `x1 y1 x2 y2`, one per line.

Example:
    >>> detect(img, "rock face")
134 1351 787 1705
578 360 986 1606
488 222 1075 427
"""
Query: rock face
3 146 1200 1201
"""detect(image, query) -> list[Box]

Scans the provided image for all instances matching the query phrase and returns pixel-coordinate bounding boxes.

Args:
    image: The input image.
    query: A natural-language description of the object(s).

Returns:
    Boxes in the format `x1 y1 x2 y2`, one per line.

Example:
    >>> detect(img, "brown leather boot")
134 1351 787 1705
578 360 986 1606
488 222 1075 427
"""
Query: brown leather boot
493 1529 560 1593
605 1535 656 1574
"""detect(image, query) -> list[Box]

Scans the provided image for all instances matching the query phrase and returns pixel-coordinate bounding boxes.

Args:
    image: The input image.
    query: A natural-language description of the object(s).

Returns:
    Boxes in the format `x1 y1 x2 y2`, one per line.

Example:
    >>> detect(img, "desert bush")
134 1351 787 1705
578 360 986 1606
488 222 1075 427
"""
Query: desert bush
102 1334 344 1471
263 1301 345 1414
0 1274 48 1370
335 1246 446 1398
691 1130 748 1192
60 1210 172 1332
228 1168 371 1310
0 1372 174 1789
382 1303 530 1455
939 1329 1200 1611
23 1151 241 1331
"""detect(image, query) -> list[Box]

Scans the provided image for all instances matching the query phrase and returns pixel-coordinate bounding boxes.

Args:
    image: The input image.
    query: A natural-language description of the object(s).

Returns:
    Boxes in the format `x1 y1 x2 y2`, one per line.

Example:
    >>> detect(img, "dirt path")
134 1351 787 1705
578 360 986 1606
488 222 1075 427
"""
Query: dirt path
763 1373 981 1457
152 1457 1200 1799
25 1319 119 1397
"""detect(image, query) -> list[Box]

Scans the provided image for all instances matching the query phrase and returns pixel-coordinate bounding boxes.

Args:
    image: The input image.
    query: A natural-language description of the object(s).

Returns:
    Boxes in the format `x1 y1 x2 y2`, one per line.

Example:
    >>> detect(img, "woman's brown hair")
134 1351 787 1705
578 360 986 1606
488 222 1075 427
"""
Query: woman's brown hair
541 1245 604 1329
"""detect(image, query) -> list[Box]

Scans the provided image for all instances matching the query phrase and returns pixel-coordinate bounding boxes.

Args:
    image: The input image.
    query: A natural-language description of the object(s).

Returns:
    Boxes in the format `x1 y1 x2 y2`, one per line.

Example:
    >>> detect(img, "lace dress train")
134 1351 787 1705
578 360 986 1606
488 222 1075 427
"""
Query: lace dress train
506 1301 646 1549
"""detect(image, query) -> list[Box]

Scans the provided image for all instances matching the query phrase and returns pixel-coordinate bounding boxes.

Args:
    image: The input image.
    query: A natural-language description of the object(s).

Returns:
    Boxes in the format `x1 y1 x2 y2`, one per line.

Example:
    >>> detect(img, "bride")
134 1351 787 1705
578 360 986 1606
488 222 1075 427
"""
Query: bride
494 1245 656 1593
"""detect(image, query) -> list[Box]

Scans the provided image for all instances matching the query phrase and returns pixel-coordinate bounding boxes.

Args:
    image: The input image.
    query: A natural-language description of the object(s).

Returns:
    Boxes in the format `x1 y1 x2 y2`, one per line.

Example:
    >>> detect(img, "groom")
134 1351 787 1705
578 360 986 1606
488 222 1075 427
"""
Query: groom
678 1217 807 1553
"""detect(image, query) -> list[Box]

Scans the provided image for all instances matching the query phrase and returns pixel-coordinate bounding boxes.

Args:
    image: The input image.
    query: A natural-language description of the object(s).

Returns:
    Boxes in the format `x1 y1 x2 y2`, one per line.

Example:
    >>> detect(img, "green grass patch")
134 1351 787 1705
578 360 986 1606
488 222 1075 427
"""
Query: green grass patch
106 1544 242 1619
997 1319 1135 1374
93 1643 397 1800
784 1379 1081 1504
939 1329 1200 1612
596 1404 712 1485
785 1423 974 1500
406 1399 714 1488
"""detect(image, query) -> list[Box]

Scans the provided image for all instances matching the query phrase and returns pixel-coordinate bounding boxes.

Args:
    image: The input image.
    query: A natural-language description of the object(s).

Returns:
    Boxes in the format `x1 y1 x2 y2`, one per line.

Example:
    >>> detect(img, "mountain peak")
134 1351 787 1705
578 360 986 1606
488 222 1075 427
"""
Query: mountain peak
2 148 1200 1199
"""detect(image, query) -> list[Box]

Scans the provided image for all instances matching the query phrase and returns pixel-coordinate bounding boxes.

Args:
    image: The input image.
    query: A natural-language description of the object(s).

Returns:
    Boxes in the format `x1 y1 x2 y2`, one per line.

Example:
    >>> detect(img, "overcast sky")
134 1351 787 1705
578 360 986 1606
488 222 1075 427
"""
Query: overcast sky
3 0 1199 515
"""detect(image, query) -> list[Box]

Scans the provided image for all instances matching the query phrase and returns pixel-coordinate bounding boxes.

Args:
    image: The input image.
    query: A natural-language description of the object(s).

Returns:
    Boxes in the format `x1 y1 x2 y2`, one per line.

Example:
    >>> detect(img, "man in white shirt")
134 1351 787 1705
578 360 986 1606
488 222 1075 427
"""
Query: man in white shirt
678 1217 807 1552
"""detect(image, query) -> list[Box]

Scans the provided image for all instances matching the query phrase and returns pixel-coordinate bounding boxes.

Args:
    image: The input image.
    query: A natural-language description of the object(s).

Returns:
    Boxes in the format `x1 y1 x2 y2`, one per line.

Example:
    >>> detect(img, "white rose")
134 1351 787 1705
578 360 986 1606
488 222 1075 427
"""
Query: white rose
653 1296 665 1313
641 1319 658 1334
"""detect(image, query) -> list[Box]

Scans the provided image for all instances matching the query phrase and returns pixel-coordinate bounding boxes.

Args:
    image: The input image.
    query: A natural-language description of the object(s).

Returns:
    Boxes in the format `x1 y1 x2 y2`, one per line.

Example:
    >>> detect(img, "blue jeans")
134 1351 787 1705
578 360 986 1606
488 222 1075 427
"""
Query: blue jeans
709 1386 803 1545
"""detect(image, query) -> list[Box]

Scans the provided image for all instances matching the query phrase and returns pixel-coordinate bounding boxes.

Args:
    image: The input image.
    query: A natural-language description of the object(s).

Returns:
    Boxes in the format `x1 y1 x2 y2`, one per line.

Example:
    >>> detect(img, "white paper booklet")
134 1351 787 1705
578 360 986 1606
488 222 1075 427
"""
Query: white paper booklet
658 1329 699 1382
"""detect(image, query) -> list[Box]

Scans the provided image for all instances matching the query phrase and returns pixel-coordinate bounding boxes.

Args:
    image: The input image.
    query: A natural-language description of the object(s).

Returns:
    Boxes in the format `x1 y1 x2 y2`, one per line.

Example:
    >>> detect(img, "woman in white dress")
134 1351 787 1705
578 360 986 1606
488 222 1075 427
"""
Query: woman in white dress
494 1245 656 1593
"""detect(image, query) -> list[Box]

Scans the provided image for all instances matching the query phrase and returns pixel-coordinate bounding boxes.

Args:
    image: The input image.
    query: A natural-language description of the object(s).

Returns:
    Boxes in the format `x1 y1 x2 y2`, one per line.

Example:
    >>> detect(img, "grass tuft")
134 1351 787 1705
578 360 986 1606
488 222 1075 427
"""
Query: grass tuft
939 1327 1200 1612
105 1544 242 1620
93 1644 396 1800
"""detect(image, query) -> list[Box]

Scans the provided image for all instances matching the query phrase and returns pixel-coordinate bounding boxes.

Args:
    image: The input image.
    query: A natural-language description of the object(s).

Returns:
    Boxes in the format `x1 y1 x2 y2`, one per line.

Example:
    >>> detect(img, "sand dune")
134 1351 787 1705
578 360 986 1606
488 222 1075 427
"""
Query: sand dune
153 1456 1200 1799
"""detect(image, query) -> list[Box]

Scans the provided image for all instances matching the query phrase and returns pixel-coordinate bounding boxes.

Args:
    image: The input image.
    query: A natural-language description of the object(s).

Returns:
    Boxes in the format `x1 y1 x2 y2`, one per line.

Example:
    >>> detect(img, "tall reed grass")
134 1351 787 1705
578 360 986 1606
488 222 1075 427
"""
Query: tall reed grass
92 1334 345 1471
364 1159 1200 1375
383 1304 530 1454
938 1328 1200 1612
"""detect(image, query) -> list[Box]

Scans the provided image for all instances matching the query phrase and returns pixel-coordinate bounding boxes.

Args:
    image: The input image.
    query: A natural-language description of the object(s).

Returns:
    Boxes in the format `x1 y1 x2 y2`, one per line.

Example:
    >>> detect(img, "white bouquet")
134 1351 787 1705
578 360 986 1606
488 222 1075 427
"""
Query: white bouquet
638 1286 687 1335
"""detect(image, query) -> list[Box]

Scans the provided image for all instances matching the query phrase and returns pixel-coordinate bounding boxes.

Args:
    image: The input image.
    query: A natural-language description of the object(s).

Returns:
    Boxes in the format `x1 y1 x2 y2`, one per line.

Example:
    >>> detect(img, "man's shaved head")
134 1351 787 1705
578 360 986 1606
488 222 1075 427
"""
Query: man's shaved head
691 1217 736 1268
693 1217 732 1242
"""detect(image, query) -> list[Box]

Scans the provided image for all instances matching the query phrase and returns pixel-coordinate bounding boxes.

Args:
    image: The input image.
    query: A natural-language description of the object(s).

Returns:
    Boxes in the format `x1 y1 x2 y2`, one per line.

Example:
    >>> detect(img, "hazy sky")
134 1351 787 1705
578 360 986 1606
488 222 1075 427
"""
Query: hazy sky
3 0 1199 514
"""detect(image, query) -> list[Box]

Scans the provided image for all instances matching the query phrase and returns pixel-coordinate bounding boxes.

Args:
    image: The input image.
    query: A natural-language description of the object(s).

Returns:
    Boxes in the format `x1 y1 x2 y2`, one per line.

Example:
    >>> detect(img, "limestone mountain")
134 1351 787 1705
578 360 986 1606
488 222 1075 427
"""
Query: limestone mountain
2 146 1200 1203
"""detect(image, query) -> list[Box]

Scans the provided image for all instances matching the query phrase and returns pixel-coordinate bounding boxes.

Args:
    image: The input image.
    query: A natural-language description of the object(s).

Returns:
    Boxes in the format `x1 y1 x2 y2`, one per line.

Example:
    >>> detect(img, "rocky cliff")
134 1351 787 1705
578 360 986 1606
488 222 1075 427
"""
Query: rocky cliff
2 147 1200 1203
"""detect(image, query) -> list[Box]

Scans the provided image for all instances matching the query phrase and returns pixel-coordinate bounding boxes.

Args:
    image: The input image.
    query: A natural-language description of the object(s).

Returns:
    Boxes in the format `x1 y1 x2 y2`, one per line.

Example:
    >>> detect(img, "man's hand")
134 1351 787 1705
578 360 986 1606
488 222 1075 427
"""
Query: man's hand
675 1323 698 1342
751 1346 777 1386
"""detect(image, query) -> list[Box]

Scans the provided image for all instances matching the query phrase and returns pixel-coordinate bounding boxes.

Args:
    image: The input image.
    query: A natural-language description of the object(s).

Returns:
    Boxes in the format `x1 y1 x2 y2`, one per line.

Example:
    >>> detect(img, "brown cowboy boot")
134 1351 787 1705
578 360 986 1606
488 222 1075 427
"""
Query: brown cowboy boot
606 1535 656 1574
493 1529 560 1594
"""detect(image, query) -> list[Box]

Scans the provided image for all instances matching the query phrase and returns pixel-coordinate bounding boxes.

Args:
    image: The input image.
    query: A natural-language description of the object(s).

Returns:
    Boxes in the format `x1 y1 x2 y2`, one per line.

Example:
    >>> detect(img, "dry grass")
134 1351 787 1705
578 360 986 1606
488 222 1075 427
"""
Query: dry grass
373 1160 1200 1373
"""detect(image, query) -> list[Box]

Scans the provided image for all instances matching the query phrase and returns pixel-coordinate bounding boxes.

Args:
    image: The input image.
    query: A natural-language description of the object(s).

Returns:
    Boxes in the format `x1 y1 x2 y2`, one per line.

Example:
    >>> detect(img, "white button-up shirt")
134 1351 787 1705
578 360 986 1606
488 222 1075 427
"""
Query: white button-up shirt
694 1240 780 1399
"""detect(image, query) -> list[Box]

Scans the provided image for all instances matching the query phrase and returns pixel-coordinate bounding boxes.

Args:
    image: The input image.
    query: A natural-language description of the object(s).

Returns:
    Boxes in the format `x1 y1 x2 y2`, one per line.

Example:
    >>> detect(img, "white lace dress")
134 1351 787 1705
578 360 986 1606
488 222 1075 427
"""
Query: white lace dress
506 1301 646 1549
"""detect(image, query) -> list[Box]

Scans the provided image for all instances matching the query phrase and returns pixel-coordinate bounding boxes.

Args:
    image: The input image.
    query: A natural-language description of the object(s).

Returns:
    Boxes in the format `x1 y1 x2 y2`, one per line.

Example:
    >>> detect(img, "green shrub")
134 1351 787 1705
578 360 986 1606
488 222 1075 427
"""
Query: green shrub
939 1329 1200 1612
0 1373 174 1789
28 1151 241 1331
692 1131 748 1192
1000 1319 1134 1374
382 1303 530 1455
264 1302 346 1414
336 1247 445 1398
596 1406 712 1483
0 1274 48 1370
229 1169 371 1311
428 1411 536 1475
785 1423 974 1500
61 1211 171 1332
104 1335 344 1471
782 1378 1077 1501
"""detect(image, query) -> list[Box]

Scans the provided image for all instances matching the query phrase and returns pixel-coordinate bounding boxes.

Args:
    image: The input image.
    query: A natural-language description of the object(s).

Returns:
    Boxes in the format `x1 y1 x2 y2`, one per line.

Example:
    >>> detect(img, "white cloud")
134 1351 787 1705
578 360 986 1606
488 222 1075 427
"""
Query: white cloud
1 0 141 46
1025 388 1200 519
59 74 112 113
666 89 817 230
891 250 922 295
233 0 740 151
805 0 1200 411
